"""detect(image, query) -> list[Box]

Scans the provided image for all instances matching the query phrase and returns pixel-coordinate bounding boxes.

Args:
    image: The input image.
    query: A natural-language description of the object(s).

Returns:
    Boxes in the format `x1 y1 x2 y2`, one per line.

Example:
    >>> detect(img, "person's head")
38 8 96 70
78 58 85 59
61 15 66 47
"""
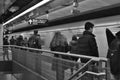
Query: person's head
84 22 94 33
24 37 27 40
53 31 62 39
115 31 120 39
51 31 67 47
72 35 77 41
19 35 23 40
34 30 38 35
4 35 8 39
55 31 61 35
11 36 14 39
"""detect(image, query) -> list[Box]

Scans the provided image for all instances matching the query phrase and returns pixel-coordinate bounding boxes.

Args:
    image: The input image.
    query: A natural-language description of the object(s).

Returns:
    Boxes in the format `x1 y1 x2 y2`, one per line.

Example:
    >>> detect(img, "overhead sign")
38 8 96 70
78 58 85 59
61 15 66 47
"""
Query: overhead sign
28 19 48 25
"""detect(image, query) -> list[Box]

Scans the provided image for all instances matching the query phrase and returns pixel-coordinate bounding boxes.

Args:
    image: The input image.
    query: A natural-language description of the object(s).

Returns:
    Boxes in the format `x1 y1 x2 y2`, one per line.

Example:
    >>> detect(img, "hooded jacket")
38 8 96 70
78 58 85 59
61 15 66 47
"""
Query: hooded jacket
70 40 78 54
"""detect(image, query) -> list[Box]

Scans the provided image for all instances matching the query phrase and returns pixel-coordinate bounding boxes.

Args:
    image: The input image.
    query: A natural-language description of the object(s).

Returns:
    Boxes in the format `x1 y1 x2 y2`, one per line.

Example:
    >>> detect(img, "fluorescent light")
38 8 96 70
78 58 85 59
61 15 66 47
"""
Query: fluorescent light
3 0 51 26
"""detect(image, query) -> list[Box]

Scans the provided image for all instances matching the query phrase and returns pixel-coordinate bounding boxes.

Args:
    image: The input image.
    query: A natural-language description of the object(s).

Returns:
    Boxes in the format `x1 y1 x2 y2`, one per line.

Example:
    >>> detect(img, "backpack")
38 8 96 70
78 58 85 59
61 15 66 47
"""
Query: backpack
28 35 41 49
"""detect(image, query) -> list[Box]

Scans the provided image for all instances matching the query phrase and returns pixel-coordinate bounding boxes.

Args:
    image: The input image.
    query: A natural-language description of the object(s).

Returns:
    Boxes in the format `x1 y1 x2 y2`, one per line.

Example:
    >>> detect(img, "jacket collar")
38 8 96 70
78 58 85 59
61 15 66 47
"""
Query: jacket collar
83 30 95 37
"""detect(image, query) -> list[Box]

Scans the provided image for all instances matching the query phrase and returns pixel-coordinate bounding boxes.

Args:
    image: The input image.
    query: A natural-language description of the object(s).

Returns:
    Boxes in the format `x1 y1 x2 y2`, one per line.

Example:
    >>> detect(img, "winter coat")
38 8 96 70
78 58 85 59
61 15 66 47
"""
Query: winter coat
3 38 9 45
16 36 24 46
77 31 99 63
107 38 120 75
77 31 99 57
69 40 79 61
50 42 69 58
70 40 78 54
10 38 16 45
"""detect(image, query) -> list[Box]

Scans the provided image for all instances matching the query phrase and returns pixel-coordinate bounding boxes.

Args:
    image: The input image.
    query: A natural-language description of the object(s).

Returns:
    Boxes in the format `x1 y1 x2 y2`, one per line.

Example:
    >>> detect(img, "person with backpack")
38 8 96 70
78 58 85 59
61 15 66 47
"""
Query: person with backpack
28 30 42 49
107 31 120 80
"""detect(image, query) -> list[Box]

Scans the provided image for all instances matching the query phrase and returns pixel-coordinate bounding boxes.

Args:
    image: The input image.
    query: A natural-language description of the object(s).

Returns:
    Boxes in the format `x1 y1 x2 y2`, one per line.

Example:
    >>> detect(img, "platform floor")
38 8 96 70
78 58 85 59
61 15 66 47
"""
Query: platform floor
0 73 16 80
0 54 15 80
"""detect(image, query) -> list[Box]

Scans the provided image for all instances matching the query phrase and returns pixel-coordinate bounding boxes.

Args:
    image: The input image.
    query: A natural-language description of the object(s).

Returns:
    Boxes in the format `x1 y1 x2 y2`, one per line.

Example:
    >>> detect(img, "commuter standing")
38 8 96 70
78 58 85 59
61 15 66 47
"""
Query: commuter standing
107 31 120 80
16 35 24 46
50 31 69 55
23 37 28 47
69 35 79 75
77 22 99 63
3 36 9 45
10 36 16 45
76 22 99 79
28 30 42 49
3 36 9 61
69 35 78 61
50 31 69 80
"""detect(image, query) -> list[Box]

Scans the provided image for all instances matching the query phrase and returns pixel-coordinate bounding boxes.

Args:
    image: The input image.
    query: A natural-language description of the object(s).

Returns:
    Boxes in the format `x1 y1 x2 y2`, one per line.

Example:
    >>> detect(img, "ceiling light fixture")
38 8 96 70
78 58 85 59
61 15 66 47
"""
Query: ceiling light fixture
3 0 52 26
9 6 19 12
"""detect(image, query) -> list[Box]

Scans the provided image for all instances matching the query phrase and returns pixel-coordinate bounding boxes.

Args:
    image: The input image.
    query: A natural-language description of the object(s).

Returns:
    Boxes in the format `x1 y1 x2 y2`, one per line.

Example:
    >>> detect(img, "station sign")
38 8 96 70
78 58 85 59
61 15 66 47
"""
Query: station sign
28 19 48 25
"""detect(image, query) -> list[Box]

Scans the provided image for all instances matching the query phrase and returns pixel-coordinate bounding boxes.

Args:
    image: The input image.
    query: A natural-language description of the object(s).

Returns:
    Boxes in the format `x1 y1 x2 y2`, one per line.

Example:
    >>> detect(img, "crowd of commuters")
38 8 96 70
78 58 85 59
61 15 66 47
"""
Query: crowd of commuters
3 30 42 48
3 22 120 80
3 30 42 60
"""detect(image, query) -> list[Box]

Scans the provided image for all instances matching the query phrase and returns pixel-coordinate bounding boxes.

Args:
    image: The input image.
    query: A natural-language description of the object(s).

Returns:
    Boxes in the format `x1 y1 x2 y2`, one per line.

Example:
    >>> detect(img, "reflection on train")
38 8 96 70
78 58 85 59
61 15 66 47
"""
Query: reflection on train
7 21 120 57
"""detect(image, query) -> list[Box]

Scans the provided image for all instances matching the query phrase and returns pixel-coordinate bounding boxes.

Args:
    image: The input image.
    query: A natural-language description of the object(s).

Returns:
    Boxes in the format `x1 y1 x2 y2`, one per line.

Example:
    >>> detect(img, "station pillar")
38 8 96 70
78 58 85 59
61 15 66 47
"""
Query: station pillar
0 24 3 56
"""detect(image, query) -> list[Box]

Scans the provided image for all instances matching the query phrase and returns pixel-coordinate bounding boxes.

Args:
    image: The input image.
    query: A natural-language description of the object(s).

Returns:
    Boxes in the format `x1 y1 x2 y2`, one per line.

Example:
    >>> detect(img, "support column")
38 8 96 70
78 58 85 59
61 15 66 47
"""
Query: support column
0 24 3 56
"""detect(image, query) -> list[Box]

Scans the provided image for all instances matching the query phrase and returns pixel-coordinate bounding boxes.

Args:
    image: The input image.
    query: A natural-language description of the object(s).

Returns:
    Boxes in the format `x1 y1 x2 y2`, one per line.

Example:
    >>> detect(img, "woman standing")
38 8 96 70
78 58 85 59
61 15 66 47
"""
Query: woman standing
50 31 69 80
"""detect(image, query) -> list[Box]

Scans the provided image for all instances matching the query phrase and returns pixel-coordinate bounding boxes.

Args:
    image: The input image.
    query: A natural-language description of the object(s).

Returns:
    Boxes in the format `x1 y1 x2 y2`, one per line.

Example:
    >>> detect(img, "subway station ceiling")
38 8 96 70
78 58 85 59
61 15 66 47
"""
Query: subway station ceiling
0 0 120 29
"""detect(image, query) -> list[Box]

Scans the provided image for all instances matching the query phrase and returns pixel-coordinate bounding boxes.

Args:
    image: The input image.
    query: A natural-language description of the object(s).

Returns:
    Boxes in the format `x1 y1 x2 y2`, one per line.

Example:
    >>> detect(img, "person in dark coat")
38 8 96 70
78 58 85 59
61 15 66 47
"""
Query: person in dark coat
70 35 79 61
107 31 120 80
16 35 24 46
69 35 79 75
3 36 9 61
76 22 99 80
28 30 42 49
23 37 28 47
3 36 9 45
77 22 99 63
10 36 16 45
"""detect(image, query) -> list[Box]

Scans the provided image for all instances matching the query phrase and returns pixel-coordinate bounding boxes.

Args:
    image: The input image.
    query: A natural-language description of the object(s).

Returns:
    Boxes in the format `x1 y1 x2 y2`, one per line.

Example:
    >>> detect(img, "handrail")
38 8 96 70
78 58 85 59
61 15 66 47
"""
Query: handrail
3 45 109 80
3 45 108 62
68 59 92 80
75 71 106 80
85 71 106 76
